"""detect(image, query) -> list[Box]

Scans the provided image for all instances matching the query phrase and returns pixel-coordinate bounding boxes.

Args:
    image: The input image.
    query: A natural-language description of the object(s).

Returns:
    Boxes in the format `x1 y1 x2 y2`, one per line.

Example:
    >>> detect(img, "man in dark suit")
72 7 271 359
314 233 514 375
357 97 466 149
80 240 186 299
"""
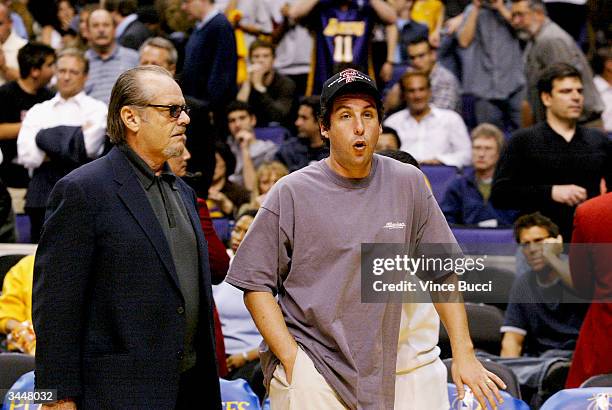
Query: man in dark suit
105 0 152 50
33 65 221 409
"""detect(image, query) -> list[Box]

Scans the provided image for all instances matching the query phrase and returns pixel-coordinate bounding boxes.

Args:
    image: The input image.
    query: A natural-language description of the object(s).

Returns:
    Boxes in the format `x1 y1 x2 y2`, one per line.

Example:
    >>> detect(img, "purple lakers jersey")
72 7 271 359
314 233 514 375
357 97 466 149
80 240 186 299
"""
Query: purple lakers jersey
305 0 377 95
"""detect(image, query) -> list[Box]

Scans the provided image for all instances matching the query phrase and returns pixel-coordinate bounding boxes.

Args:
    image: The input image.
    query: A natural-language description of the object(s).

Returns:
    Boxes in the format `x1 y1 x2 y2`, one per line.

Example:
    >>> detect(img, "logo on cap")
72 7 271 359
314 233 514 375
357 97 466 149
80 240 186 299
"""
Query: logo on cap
327 69 372 88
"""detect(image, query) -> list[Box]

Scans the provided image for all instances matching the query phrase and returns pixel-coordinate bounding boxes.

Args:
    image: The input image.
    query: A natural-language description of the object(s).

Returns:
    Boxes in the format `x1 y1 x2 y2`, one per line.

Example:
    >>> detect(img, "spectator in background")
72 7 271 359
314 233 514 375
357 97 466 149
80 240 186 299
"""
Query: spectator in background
17 48 107 243
181 0 237 131
593 47 612 133
208 142 251 218
510 0 603 125
239 161 288 214
491 63 612 240
1 0 28 40
225 101 277 190
384 71 471 167
0 3 26 86
500 213 586 358
385 37 460 113
40 0 78 50
289 0 396 95
457 0 525 132
237 39 296 129
387 0 428 66
85 8 139 104
0 255 35 355
441 123 517 227
105 0 152 50
0 42 55 190
139 36 216 198
375 126 401 152
214 209 265 399
275 95 329 172
268 0 313 96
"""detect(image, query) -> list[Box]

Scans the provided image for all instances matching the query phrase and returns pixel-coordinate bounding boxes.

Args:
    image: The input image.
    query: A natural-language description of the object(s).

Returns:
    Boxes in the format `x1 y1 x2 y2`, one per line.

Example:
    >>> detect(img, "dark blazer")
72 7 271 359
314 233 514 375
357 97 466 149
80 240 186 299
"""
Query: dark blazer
33 147 221 409
118 18 152 50
26 125 89 209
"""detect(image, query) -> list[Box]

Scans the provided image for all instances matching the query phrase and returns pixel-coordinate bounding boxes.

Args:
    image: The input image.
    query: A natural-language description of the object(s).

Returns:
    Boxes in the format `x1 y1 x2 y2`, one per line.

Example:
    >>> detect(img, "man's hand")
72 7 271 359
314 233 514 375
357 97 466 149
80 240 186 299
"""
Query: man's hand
451 354 506 410
42 400 77 410
379 61 393 83
551 184 587 206
281 345 299 384
541 235 563 262
226 353 247 371
249 63 267 92
472 0 482 8
236 129 256 150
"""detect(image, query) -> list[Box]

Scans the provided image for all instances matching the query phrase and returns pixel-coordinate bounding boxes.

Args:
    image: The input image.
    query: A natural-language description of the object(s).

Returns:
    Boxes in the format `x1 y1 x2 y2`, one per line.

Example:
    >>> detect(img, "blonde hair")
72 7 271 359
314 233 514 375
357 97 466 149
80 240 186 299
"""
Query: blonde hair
250 161 288 205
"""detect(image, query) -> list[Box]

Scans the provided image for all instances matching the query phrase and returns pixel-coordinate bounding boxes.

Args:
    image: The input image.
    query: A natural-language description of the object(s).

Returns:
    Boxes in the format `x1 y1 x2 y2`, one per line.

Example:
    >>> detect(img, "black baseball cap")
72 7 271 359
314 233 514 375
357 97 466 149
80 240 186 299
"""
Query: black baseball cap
320 68 382 112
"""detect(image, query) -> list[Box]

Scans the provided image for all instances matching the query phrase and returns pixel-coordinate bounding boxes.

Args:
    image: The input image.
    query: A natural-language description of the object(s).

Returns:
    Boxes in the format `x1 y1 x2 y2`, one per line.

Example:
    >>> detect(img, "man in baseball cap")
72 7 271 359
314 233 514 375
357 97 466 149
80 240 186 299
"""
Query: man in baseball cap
226 68 504 409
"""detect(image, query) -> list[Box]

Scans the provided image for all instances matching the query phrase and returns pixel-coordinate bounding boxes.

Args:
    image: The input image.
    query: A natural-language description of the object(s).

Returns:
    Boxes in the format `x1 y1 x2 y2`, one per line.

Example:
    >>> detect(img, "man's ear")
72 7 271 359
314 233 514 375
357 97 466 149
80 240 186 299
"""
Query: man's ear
120 106 142 133
540 91 552 108
320 123 329 139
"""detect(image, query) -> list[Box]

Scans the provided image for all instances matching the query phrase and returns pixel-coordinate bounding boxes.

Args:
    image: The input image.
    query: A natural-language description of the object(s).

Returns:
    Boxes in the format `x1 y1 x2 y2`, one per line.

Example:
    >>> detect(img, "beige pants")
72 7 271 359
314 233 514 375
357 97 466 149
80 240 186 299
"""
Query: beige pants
394 358 449 410
269 347 347 410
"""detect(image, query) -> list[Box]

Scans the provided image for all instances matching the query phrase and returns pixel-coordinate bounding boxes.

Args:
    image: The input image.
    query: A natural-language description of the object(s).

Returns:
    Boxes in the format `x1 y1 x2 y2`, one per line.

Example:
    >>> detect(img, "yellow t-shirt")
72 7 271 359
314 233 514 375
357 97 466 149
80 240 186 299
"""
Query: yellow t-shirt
0 255 34 334
411 0 444 33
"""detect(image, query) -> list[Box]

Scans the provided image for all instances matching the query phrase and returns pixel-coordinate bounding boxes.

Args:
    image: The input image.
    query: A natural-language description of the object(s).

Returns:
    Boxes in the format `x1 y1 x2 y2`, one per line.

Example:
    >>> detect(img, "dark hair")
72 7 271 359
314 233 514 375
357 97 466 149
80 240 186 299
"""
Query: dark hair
225 100 255 118
248 39 275 59
299 95 321 119
407 37 431 50
377 150 420 169
104 0 138 17
592 46 612 76
107 65 174 144
511 0 546 13
537 63 582 97
319 93 384 130
380 126 402 150
513 212 560 243
215 142 236 179
236 208 258 221
17 42 56 80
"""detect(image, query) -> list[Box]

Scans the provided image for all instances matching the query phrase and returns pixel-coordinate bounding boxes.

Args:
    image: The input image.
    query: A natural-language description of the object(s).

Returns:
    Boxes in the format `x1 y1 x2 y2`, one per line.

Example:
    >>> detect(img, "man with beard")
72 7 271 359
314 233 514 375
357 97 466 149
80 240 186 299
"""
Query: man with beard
34 66 221 409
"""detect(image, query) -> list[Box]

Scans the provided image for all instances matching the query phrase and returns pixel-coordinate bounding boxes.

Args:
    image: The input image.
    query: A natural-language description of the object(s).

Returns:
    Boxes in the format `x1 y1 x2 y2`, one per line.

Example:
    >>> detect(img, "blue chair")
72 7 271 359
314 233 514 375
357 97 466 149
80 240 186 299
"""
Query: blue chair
15 214 31 244
539 387 612 410
2 370 41 410
220 378 261 410
212 218 232 242
255 126 290 145
447 383 530 410
451 228 514 244
420 165 458 203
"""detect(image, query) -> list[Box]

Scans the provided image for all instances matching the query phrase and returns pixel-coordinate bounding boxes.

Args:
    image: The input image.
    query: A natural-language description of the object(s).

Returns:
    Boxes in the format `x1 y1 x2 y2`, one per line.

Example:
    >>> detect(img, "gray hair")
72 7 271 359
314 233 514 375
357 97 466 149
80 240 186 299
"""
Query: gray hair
57 48 89 74
471 123 505 152
512 0 547 13
107 65 173 144
139 36 178 66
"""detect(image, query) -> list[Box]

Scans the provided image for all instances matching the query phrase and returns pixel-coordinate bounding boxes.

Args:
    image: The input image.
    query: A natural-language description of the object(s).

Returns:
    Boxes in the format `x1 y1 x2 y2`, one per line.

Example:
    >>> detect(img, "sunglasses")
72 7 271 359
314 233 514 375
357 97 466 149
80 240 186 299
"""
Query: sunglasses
146 104 191 119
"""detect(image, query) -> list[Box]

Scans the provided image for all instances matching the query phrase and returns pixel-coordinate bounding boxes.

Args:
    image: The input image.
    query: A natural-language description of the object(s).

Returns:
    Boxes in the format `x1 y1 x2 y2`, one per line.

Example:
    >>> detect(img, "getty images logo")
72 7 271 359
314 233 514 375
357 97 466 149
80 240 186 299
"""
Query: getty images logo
383 222 406 230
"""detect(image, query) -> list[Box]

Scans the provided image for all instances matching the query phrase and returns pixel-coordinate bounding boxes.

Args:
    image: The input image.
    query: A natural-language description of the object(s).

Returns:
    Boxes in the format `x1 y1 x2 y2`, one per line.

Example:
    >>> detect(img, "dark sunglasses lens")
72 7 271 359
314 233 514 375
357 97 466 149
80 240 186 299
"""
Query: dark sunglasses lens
169 105 181 118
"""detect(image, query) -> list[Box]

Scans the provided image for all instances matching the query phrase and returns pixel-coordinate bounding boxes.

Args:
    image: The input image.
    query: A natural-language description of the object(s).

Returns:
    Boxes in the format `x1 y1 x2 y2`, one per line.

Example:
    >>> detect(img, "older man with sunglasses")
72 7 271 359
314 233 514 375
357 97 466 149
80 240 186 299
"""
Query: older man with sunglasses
33 65 221 409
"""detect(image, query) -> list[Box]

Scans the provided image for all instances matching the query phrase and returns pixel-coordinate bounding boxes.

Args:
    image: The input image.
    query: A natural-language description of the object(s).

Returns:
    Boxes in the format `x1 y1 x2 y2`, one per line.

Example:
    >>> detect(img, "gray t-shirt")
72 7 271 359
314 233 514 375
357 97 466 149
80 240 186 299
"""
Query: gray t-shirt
226 154 457 409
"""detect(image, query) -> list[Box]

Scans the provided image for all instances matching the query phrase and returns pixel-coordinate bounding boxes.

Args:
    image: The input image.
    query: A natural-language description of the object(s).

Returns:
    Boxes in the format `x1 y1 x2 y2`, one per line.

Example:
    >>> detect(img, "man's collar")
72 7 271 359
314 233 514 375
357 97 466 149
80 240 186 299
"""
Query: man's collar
51 90 87 106
118 143 177 190
87 43 120 61
115 13 138 39
196 8 221 31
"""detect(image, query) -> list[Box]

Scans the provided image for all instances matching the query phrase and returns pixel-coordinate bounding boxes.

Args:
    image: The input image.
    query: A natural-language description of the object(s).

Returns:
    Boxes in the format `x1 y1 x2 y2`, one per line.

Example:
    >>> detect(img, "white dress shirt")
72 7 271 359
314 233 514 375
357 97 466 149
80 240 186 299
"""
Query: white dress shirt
383 105 471 168
17 91 107 172
0 30 27 86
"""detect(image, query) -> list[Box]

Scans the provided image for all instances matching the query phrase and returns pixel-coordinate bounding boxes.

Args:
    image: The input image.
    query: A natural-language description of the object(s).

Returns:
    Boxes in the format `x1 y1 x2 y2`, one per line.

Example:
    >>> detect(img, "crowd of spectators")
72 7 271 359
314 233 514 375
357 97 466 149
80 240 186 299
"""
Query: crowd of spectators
0 0 610 406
